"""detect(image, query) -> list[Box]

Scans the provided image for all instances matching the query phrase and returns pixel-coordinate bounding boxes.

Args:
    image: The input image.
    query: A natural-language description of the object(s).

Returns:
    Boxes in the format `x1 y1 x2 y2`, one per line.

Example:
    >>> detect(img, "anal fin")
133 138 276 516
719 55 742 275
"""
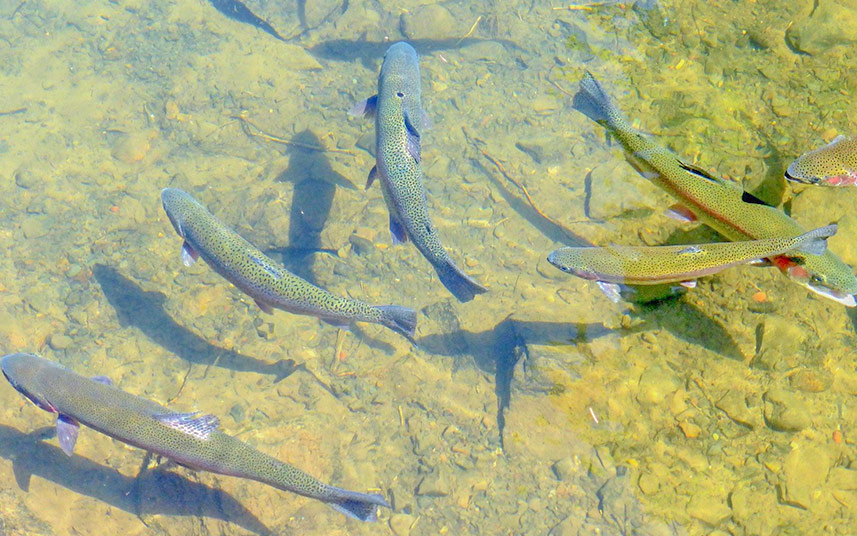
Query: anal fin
389 215 409 244
181 242 199 267
255 299 275 315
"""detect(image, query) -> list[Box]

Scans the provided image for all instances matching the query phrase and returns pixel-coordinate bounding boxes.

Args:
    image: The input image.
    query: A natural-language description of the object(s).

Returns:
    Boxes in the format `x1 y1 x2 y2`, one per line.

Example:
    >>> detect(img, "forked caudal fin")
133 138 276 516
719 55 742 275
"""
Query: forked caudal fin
435 259 488 303
572 71 624 126
793 223 837 256
326 486 391 522
376 305 418 343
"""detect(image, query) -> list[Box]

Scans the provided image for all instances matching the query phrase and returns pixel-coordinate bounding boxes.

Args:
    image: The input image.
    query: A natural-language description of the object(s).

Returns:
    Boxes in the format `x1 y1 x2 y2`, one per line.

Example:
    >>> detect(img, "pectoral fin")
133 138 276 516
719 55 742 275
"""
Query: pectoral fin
181 242 199 267
57 415 80 457
403 110 421 163
91 375 113 386
349 95 378 118
366 165 379 190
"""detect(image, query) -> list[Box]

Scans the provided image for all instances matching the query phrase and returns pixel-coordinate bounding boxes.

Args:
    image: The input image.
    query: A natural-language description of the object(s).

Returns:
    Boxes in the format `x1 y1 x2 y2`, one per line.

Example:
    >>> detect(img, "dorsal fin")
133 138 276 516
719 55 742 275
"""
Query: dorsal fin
678 161 721 183
154 412 220 440
741 190 773 207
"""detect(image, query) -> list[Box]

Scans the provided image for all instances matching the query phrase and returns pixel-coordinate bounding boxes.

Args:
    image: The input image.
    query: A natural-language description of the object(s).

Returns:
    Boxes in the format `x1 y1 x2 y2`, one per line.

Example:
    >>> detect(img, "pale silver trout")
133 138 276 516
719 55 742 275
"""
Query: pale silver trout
161 188 416 342
1 353 390 521
353 42 487 302
548 224 836 287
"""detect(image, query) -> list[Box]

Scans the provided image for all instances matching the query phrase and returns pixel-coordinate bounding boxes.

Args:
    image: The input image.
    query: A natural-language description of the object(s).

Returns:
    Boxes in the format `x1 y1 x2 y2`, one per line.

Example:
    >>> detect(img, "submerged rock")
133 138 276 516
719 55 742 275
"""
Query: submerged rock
763 388 811 432
786 1 857 55
780 442 831 508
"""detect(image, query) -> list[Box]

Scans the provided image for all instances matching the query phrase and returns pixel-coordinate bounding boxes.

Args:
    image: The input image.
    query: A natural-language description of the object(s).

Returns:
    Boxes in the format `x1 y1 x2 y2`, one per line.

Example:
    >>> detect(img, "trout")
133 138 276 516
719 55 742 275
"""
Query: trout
1 353 390 521
572 72 857 306
548 224 836 292
161 188 417 341
785 135 857 186
353 42 487 302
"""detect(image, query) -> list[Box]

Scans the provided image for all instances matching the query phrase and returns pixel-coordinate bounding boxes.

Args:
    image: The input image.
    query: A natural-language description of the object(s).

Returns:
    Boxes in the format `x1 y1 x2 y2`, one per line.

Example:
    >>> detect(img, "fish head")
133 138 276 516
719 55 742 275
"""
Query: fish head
785 136 857 186
160 188 187 239
546 249 599 280
1 353 58 413
773 254 857 307
378 42 424 125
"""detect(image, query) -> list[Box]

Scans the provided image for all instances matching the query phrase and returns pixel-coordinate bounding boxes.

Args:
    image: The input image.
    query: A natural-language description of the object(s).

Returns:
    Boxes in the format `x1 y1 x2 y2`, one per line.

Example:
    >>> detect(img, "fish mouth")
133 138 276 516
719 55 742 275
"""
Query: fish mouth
805 283 857 307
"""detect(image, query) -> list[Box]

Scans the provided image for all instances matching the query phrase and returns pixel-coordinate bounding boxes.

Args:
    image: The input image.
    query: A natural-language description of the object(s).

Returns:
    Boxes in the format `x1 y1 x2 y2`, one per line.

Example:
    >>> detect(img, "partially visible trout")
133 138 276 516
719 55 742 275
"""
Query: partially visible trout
785 135 857 186
548 224 836 288
161 188 417 341
353 42 487 302
1 353 390 521
572 72 857 306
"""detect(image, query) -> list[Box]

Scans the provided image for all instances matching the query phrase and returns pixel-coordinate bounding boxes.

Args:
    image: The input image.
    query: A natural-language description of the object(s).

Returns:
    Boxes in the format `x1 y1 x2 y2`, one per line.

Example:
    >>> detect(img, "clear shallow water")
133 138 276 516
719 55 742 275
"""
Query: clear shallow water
1 0 856 534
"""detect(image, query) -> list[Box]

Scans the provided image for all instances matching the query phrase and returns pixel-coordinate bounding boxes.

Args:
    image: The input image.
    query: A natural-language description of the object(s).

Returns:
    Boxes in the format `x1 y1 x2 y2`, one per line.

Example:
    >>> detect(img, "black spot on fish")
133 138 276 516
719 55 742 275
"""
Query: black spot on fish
396 91 404 98
208 0 286 42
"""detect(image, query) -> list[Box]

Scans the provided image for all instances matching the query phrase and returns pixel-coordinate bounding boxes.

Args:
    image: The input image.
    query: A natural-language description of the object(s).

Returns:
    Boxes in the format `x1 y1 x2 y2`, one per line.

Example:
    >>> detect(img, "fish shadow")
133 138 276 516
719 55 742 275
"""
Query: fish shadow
268 129 351 282
631 298 746 361
308 38 525 69
419 316 611 447
93 264 300 382
0 424 271 535
420 302 741 446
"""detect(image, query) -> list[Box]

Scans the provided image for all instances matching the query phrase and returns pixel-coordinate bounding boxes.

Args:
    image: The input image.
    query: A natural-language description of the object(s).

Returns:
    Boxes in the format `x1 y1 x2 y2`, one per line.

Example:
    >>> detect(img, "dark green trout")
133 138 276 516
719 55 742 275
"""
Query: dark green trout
161 188 416 342
353 42 487 302
572 72 857 306
1 353 390 521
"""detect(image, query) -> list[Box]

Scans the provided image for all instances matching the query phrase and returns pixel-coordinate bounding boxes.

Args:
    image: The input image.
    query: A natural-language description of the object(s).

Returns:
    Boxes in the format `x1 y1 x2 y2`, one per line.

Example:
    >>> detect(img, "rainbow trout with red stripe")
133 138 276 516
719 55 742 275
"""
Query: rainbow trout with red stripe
1 353 390 521
571 72 857 306
352 42 487 302
161 188 416 341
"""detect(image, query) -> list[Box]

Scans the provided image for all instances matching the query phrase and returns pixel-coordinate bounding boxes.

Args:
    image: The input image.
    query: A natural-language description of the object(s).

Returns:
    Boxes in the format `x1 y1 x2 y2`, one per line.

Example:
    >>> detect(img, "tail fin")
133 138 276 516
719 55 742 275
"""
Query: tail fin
435 259 488 303
572 71 623 126
794 223 837 255
326 487 391 522
376 305 418 343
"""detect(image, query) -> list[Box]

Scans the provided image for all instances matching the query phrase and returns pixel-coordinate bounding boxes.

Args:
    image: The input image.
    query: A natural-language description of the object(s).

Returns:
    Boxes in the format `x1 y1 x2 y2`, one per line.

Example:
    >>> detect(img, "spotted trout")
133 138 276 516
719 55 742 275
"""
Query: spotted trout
1 353 390 521
161 188 417 341
572 72 857 306
548 224 836 293
353 42 487 302
785 135 857 186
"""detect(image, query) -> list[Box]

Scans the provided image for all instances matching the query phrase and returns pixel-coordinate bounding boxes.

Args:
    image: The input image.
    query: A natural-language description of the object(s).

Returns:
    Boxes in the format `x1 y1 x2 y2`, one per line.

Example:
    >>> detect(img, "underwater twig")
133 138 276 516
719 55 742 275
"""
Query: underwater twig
551 2 614 11
233 113 355 155
456 16 482 45
168 362 194 404
462 126 581 239
0 107 26 116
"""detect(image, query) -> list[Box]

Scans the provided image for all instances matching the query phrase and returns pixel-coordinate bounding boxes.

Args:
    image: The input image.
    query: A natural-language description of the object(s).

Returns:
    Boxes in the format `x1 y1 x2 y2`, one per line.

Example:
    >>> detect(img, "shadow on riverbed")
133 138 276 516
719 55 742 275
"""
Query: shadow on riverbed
93 264 299 382
419 298 742 447
0 424 270 535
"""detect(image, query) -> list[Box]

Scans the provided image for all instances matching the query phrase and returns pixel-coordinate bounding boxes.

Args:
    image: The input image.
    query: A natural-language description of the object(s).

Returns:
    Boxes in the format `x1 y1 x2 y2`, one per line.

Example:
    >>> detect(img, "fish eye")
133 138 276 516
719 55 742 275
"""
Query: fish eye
396 91 404 98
